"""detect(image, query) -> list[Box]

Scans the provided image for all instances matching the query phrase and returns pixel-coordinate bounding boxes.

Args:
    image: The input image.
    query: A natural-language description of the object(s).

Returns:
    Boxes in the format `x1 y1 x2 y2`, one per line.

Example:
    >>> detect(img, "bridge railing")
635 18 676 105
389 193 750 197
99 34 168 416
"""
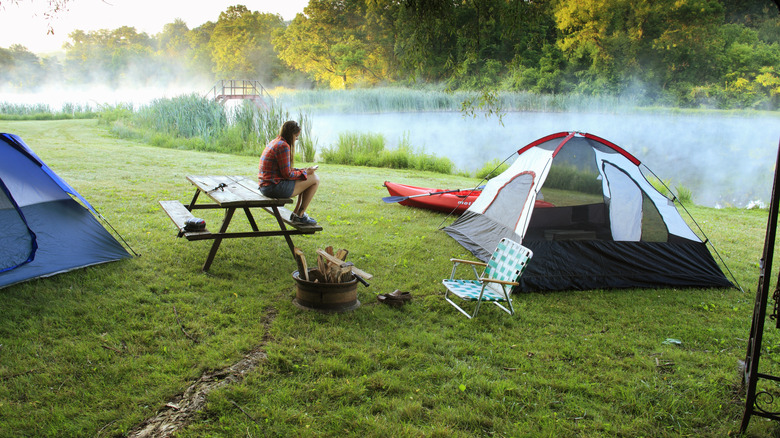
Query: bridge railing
206 80 271 105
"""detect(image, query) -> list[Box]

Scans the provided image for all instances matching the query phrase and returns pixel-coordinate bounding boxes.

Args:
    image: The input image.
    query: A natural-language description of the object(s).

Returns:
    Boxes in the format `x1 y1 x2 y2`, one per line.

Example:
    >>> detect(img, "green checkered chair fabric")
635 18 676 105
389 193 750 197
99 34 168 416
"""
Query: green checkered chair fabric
443 238 533 319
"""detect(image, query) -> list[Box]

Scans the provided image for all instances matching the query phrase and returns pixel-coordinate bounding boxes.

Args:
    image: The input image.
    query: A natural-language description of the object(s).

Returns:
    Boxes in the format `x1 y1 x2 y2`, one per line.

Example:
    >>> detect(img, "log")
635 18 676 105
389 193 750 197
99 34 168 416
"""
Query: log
315 249 373 280
293 247 309 281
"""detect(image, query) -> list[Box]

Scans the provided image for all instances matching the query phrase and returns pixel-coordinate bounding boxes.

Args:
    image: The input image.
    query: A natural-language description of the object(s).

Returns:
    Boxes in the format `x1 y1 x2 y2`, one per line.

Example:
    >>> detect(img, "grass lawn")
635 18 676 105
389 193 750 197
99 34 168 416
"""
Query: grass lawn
1 119 779 437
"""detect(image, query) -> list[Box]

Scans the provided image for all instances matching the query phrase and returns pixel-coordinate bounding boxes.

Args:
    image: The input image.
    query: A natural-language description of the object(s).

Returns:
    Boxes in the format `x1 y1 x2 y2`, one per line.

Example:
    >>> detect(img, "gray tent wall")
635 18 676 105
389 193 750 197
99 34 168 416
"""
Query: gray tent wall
444 131 732 291
0 133 131 289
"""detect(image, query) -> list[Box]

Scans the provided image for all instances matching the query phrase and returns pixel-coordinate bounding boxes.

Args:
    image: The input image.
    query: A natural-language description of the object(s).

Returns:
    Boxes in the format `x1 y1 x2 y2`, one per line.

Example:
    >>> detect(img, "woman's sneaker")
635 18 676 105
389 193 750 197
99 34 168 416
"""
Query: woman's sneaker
291 212 317 225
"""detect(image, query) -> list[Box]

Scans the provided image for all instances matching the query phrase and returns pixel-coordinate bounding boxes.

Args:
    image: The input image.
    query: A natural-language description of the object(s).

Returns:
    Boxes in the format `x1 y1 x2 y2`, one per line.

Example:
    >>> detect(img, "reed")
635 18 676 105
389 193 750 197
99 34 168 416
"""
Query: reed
273 87 472 113
320 131 453 174
297 110 317 162
270 87 655 115
675 184 694 204
104 95 318 158
0 102 97 120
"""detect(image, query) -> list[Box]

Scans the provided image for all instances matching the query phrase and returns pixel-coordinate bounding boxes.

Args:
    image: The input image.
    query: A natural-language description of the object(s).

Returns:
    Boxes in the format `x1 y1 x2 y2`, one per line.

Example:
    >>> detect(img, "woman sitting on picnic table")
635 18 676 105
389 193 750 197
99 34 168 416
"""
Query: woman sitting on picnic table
258 120 320 226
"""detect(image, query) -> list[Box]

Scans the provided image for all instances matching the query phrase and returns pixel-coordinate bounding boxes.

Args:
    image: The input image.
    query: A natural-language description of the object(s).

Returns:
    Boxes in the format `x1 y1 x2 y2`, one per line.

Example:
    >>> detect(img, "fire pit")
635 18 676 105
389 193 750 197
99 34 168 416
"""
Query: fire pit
292 269 360 313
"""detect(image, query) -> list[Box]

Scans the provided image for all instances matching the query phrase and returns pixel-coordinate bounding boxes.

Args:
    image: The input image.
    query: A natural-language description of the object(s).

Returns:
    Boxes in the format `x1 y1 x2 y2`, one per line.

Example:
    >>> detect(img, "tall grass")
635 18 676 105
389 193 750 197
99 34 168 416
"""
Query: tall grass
106 94 313 158
271 87 669 115
0 102 97 120
297 110 317 162
273 86 470 113
134 94 227 143
320 131 454 174
675 184 694 204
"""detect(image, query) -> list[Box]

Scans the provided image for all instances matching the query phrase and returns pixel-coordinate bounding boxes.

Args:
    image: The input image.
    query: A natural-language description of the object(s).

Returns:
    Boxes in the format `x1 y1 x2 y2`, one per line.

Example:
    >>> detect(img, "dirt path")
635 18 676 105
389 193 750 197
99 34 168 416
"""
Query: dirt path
126 309 276 437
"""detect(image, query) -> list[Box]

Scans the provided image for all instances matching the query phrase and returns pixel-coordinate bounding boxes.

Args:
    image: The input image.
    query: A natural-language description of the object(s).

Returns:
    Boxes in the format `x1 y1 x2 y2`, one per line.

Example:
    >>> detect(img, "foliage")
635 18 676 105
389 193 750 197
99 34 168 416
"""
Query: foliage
107 94 311 156
0 101 97 120
3 2 780 109
63 26 156 86
297 110 317 162
0 119 774 437
475 159 509 180
321 131 454 174
273 0 392 89
544 163 603 195
209 6 287 80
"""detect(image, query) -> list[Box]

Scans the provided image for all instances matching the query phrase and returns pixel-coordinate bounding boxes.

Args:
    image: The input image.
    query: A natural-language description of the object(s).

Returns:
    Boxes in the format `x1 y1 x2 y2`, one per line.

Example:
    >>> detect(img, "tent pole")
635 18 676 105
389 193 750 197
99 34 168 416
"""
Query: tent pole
436 151 517 230
643 165 744 293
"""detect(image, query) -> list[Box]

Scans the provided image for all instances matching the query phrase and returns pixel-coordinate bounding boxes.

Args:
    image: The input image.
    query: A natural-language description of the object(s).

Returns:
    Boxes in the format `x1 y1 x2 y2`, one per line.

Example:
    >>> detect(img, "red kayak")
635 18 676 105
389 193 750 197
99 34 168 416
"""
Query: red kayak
383 181 480 213
383 181 554 214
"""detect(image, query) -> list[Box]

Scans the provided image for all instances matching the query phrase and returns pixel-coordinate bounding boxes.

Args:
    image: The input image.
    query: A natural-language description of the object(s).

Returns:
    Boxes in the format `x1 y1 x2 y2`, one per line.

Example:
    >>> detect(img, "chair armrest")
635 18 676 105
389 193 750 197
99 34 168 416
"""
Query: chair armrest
479 277 520 287
450 258 487 267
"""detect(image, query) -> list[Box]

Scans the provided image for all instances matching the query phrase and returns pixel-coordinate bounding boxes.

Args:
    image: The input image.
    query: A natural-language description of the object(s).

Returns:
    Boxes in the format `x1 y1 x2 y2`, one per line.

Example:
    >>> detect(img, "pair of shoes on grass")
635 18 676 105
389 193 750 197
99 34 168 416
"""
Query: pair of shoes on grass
291 212 317 225
377 290 412 307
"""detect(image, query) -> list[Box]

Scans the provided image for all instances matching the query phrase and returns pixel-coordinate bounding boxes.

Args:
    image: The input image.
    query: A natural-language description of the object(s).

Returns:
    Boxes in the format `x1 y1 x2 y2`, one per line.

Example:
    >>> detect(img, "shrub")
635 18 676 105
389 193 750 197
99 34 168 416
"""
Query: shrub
475 159 509 180
545 164 602 194
320 131 453 174
675 184 693 204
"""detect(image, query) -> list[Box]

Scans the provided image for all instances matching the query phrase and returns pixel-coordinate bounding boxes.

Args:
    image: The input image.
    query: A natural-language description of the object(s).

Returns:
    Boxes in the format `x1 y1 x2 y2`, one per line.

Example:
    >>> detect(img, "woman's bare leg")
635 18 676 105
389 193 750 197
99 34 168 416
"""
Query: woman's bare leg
291 174 320 216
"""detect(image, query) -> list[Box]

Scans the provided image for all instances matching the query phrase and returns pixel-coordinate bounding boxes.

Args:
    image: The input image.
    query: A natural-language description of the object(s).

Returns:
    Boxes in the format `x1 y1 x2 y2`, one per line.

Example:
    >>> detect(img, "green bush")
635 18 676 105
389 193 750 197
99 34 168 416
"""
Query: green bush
544 164 602 194
475 159 509 180
676 184 693 204
321 131 453 174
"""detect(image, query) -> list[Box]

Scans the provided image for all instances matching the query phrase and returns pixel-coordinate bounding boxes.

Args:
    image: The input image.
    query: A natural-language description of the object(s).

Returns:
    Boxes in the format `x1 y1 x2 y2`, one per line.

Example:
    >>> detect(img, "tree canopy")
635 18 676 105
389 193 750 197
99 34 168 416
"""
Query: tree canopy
2 0 780 109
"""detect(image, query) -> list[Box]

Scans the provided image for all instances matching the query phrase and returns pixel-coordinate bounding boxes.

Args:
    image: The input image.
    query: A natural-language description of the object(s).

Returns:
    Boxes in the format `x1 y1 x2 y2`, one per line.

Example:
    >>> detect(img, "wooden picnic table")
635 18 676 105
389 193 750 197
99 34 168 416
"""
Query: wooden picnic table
159 175 322 271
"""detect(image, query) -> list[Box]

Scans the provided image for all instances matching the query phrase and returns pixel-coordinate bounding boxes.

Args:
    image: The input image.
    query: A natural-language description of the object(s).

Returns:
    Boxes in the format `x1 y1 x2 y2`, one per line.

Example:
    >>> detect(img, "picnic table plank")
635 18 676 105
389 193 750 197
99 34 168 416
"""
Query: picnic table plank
187 175 293 207
161 175 322 271
158 200 212 240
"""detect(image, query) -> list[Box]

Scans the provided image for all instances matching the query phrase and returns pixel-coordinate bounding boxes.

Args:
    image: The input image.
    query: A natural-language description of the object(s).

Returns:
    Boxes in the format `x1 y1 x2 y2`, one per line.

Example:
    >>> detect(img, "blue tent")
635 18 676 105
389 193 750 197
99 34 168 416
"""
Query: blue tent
0 133 131 288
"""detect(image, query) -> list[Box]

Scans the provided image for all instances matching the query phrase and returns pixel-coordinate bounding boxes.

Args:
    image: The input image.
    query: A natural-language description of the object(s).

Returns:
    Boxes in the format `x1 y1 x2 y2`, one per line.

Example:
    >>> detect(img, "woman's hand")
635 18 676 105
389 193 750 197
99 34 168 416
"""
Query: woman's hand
306 165 319 174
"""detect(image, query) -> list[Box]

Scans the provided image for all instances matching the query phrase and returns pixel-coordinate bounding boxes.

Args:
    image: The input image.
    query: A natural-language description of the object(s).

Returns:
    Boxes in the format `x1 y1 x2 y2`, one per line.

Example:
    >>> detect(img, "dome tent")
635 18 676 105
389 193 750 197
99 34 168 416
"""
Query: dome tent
444 131 733 291
0 133 131 289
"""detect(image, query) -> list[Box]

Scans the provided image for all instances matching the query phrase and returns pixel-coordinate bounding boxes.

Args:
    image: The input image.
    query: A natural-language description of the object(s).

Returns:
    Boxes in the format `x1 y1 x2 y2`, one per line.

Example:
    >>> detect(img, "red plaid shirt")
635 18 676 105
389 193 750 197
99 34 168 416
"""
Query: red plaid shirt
258 137 307 187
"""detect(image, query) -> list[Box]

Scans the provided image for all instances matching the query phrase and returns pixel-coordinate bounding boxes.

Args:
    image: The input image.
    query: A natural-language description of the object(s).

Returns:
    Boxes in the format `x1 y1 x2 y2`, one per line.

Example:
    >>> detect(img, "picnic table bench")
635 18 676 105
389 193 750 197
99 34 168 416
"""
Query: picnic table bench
159 175 322 271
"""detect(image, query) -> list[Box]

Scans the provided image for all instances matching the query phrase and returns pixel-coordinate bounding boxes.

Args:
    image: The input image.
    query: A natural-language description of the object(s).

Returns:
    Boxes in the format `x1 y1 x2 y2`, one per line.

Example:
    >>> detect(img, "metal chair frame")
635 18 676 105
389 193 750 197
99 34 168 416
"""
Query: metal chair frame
443 238 533 319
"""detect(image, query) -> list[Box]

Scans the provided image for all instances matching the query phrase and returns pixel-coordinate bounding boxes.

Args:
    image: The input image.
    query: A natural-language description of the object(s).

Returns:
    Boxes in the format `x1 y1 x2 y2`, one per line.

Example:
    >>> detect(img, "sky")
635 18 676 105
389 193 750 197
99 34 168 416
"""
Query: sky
0 0 309 54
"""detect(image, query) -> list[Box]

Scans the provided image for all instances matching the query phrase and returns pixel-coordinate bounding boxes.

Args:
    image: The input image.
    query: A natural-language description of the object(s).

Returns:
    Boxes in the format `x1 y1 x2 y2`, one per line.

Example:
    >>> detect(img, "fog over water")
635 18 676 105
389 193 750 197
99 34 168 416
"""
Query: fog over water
311 111 780 208
3 87 778 208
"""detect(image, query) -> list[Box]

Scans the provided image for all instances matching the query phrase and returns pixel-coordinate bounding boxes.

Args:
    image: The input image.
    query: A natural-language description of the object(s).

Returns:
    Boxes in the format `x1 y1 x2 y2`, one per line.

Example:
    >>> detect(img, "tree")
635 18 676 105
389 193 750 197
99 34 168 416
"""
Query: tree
208 5 285 81
393 0 557 88
157 19 191 58
553 0 725 96
0 44 50 87
188 21 217 77
274 0 394 88
63 26 154 84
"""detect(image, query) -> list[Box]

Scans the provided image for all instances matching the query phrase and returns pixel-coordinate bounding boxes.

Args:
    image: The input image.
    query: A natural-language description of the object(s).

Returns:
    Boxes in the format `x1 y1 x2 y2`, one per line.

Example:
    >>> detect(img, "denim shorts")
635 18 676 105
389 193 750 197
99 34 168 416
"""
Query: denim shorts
259 180 295 198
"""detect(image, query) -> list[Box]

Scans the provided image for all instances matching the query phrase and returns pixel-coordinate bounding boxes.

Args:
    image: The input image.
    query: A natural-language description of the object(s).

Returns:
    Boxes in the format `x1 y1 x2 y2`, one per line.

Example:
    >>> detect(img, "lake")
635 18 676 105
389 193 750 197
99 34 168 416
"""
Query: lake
310 110 780 208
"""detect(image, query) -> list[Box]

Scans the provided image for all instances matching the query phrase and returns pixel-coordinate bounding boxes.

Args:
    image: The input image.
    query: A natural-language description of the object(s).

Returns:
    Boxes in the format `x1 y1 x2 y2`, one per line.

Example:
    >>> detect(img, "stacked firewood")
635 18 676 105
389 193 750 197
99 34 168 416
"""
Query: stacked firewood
294 246 372 285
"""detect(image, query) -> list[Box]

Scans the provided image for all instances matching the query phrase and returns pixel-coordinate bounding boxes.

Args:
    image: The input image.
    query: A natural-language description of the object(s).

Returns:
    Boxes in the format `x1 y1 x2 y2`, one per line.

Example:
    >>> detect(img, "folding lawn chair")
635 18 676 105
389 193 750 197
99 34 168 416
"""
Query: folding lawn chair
443 238 533 319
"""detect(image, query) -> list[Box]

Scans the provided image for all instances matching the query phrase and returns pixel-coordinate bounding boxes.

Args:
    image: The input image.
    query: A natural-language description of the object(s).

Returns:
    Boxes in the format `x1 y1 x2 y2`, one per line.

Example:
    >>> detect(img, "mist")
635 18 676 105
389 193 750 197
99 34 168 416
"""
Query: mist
2 83 778 208
310 111 780 208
